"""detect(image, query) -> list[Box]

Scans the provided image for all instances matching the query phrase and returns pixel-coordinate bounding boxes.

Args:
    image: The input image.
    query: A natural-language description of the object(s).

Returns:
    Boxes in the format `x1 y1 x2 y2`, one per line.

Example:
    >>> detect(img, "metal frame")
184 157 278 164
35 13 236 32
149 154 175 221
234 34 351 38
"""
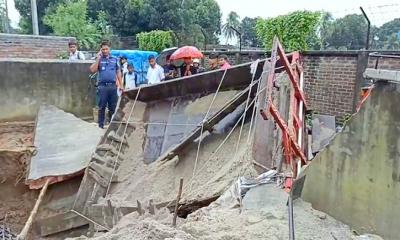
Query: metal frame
260 37 307 177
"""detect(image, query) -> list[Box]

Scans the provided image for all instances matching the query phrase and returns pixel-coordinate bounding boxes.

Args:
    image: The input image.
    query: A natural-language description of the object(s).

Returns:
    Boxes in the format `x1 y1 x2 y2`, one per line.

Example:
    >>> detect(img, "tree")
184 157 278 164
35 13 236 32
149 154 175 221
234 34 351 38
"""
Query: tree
15 0 63 34
86 0 221 47
241 17 260 47
256 11 321 51
324 14 367 50
376 18 400 50
222 11 240 42
44 0 109 50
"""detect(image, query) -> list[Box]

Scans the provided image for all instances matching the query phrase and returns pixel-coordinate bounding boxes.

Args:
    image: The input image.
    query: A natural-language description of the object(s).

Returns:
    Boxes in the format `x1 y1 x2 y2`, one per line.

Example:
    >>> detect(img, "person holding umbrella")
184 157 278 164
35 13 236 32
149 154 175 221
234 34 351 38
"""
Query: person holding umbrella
180 57 197 77
170 46 204 77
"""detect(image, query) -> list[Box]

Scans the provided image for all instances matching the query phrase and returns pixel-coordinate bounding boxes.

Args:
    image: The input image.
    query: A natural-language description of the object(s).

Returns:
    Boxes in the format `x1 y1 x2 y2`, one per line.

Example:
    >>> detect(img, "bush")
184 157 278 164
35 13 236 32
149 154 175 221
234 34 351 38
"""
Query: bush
136 30 175 52
256 11 321 51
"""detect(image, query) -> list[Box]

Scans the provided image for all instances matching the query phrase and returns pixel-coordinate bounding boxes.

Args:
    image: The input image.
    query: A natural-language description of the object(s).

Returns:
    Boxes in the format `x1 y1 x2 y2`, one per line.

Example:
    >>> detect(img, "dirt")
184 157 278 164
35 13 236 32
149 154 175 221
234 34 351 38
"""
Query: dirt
0 122 38 239
109 121 258 206
68 184 372 240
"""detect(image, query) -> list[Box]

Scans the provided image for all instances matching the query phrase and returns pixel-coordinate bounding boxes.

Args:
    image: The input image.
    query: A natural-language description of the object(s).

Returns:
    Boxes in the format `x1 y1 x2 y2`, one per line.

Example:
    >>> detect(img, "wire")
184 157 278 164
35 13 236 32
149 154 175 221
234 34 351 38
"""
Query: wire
106 87 142 196
190 68 228 191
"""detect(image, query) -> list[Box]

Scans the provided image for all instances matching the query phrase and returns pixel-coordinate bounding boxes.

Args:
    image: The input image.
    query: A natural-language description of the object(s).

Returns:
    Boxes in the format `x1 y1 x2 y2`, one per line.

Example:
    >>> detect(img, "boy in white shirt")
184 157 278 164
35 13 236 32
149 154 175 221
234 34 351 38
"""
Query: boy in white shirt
124 63 137 90
68 40 85 61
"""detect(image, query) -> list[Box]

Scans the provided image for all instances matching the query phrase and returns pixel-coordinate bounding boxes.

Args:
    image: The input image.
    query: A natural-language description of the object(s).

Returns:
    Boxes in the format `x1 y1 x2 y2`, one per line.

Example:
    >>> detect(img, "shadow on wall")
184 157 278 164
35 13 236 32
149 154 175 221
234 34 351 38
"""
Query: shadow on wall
300 82 400 240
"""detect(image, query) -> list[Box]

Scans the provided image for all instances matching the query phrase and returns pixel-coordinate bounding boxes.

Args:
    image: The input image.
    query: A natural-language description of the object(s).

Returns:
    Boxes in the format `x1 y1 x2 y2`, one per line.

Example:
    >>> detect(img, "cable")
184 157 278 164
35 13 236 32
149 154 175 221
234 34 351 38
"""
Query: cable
106 87 142 196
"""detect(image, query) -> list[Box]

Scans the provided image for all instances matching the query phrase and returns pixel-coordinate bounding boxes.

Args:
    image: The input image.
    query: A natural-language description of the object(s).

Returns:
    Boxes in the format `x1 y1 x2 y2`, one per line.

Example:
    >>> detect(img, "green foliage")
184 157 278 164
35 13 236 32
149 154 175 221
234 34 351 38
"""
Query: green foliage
15 0 63 34
256 11 321 51
241 17 261 47
375 18 400 50
222 11 241 41
43 0 110 50
136 30 175 52
86 0 221 47
325 14 367 50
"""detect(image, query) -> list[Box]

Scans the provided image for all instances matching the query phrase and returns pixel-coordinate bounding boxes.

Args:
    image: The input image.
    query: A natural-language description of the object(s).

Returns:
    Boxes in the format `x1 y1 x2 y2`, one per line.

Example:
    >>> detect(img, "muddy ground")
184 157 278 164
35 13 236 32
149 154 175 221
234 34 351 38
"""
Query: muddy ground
0 122 38 239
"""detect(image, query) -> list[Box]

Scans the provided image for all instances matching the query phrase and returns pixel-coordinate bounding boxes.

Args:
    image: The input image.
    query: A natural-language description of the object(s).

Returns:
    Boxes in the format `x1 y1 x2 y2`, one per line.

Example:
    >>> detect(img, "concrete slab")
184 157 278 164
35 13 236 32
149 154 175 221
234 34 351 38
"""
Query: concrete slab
27 105 103 187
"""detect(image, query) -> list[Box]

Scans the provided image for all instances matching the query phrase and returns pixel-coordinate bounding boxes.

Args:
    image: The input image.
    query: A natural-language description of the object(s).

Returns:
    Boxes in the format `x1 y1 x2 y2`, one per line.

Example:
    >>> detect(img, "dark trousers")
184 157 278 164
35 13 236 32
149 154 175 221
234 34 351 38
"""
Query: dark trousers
98 84 118 128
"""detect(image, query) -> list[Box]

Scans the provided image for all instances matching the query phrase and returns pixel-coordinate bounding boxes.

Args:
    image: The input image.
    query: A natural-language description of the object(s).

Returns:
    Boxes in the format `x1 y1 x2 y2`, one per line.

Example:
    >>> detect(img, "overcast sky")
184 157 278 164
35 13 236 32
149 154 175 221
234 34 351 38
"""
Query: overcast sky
6 0 400 30
216 0 400 26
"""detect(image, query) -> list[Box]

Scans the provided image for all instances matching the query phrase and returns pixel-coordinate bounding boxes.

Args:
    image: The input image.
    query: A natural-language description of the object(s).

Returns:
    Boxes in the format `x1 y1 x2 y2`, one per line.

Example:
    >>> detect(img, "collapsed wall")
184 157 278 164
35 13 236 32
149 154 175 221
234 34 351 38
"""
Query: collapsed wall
301 81 400 240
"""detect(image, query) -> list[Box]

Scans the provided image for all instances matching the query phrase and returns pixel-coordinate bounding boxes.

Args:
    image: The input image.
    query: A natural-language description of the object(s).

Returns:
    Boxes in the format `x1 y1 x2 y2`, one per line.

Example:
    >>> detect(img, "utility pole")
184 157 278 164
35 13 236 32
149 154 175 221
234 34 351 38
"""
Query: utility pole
4 0 9 33
360 7 370 50
31 0 39 35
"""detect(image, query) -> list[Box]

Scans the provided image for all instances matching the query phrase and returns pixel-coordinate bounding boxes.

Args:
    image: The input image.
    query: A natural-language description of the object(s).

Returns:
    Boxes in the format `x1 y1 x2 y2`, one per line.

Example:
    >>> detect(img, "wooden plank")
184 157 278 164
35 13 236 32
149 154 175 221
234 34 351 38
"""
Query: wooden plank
36 211 88 237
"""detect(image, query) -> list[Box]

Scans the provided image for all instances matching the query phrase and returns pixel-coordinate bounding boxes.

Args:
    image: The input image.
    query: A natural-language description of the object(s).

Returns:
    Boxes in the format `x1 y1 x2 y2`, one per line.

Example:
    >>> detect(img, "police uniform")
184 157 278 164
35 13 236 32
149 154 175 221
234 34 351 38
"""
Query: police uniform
97 55 120 128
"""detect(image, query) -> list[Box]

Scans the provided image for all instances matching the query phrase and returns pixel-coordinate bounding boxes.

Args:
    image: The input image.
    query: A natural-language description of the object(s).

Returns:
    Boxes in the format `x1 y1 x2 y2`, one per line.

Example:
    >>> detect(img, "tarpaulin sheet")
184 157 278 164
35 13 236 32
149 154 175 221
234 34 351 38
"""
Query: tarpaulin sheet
111 50 158 85
28 105 104 184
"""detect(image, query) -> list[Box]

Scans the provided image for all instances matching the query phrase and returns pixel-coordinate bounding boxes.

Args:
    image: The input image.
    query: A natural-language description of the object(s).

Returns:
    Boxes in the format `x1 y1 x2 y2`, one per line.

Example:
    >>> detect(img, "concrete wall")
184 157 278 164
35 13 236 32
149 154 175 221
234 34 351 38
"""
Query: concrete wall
0 59 95 122
0 34 74 59
301 82 400 240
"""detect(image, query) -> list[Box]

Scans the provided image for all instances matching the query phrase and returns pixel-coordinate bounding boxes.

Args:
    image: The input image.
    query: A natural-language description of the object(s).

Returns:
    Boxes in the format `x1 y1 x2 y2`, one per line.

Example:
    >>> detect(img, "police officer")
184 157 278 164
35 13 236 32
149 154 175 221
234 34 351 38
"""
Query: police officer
90 40 122 128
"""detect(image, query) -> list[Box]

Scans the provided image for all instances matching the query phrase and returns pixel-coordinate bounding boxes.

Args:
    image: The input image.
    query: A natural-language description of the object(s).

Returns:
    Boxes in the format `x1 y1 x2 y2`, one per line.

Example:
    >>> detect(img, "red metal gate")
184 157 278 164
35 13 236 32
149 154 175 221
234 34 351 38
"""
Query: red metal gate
260 37 308 178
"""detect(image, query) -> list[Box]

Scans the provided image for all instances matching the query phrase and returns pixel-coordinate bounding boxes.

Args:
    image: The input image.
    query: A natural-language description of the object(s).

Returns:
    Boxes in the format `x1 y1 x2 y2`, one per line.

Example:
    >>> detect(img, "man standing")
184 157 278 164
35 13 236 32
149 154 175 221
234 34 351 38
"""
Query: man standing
207 53 219 71
68 40 85 61
146 55 164 84
163 54 178 80
90 40 122 128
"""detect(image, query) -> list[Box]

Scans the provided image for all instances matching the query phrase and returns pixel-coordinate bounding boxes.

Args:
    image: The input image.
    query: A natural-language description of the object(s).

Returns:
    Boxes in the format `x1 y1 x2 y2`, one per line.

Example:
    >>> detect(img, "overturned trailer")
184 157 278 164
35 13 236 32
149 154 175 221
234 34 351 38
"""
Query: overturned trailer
37 40 309 237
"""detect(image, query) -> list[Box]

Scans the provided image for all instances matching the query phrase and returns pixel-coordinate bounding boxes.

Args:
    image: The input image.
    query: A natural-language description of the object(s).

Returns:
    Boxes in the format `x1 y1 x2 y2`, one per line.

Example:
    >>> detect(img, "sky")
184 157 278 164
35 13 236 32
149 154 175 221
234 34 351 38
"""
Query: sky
216 0 400 26
6 0 400 30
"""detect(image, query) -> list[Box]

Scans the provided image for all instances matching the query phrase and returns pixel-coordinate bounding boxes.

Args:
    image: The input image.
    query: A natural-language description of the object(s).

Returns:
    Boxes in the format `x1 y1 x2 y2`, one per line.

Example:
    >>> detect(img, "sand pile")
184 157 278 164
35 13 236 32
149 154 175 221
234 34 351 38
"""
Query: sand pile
70 184 371 240
68 208 195 240
180 187 355 240
109 91 258 206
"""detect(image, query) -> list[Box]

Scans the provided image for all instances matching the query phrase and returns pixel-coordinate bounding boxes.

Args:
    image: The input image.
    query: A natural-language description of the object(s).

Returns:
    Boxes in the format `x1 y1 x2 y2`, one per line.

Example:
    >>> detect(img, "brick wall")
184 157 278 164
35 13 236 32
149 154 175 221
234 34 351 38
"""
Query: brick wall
202 50 265 68
203 51 400 121
303 54 358 121
368 56 400 70
0 34 75 59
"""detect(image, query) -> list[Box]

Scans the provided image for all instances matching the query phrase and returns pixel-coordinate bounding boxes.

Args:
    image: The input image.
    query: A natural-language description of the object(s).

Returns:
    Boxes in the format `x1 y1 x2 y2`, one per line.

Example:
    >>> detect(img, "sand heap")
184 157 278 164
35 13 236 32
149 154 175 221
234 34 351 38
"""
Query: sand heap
109 91 258 206
69 184 373 240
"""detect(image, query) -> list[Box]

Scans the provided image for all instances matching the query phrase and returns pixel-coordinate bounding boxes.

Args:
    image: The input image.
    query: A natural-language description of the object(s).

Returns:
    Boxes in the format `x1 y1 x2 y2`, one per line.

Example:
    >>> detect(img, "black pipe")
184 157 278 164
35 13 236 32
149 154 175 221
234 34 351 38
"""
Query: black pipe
360 7 371 50
230 26 242 52
200 28 207 51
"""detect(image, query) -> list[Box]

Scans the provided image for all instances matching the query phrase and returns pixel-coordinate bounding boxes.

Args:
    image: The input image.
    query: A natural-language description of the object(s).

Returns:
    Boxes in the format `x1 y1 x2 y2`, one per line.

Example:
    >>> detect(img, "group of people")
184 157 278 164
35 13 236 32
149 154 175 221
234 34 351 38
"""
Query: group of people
144 52 232 85
68 39 235 128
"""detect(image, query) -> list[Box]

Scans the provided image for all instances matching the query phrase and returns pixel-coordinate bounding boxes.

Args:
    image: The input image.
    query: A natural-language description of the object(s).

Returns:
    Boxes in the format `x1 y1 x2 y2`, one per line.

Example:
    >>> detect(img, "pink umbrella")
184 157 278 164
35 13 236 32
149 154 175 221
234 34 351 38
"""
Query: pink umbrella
170 46 204 60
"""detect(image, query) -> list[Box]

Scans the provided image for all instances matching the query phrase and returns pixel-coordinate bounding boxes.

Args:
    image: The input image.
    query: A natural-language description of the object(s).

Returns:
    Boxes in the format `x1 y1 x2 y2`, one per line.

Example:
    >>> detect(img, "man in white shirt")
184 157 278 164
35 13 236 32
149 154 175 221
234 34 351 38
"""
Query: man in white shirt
146 55 164 85
124 63 137 90
68 40 85 61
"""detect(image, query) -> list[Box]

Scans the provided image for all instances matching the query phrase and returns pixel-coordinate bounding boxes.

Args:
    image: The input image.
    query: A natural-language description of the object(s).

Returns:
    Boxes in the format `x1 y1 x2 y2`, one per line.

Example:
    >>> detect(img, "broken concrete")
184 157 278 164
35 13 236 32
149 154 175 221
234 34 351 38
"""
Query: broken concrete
301 82 400 239
27 105 104 189
311 114 336 153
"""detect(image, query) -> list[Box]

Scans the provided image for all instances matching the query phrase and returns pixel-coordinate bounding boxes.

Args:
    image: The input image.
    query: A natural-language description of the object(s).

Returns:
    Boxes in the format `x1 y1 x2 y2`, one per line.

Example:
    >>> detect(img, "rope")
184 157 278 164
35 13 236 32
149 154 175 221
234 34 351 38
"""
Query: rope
190 68 228 191
106 87 142 196
183 93 264 200
108 121 199 127
234 59 260 156
70 210 111 231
